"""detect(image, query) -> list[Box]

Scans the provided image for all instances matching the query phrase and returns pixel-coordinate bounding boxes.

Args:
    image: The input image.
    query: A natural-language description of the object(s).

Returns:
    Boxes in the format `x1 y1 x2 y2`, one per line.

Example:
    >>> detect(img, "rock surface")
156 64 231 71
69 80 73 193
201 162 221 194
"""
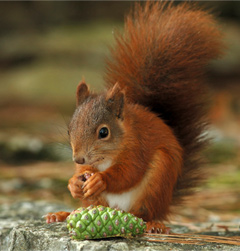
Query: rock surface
0 201 239 251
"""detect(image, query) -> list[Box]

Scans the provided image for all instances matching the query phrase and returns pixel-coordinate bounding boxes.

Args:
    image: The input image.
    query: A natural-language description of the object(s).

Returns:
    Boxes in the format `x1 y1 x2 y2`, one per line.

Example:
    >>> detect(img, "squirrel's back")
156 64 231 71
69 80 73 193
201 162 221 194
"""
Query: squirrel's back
105 2 223 202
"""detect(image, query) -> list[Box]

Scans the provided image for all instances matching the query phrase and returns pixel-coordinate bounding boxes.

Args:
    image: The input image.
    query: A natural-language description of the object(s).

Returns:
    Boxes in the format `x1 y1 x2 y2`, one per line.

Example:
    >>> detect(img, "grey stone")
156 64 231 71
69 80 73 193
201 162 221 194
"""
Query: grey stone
110 241 129 251
0 201 240 251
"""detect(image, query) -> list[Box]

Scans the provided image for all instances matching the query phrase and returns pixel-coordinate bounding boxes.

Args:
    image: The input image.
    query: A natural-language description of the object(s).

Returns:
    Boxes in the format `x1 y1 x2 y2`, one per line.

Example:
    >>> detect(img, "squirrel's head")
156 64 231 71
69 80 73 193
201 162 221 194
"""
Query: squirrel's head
69 81 125 171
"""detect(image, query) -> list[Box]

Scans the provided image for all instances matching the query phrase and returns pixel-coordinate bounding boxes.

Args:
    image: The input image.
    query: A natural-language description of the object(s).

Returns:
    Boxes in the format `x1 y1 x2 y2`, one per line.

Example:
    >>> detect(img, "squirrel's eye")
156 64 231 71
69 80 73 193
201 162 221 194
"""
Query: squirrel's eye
98 127 109 139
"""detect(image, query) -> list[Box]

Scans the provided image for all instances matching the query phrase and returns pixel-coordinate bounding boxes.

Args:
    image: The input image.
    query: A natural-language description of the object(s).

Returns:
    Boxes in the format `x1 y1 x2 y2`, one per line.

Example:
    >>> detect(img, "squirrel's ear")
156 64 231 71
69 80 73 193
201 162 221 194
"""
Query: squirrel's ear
76 81 89 106
106 83 125 120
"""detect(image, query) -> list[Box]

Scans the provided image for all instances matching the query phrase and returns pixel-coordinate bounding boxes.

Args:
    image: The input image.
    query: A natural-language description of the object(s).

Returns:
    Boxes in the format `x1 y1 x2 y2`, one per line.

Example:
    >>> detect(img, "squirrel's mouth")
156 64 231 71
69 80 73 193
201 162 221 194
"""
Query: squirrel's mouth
88 157 112 172
88 157 105 167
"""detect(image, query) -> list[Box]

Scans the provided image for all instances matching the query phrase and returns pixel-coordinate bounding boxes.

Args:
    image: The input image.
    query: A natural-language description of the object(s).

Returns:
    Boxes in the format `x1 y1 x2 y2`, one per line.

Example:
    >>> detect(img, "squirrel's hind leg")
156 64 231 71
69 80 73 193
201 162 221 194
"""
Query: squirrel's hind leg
45 211 70 223
146 221 171 234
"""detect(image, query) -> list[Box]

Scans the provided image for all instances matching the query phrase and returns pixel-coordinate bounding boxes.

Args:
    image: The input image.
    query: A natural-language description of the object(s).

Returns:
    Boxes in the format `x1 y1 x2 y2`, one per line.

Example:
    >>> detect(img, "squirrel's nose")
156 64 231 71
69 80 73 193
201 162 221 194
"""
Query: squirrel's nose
73 156 85 165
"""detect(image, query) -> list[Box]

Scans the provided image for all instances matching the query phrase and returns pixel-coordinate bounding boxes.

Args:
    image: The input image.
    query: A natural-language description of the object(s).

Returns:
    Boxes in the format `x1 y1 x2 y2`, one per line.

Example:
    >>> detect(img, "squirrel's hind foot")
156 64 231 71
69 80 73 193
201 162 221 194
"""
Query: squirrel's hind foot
44 211 70 223
146 221 171 234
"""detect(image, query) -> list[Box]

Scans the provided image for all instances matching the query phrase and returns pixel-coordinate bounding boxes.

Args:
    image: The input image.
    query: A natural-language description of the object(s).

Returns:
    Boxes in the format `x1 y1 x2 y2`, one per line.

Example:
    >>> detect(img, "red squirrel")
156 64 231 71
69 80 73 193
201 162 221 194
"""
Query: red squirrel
45 2 223 233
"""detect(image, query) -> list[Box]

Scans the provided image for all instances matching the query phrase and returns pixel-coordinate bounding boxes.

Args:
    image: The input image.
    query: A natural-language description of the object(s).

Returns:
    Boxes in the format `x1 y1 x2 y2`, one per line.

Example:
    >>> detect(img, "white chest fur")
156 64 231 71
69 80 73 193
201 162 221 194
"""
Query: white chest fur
96 159 139 211
97 159 112 172
105 190 134 212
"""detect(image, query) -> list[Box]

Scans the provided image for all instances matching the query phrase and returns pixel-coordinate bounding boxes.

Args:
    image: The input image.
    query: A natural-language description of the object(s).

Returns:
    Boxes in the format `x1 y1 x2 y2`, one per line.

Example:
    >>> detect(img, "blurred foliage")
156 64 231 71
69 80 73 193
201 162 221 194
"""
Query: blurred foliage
0 1 240 37
0 21 118 106
208 168 240 189
0 1 131 35
0 139 71 164
204 139 238 164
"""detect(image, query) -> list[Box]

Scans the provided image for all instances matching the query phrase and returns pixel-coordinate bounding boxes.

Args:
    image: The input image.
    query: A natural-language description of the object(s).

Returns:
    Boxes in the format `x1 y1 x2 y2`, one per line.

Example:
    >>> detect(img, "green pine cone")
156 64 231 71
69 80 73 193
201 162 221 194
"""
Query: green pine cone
67 205 146 240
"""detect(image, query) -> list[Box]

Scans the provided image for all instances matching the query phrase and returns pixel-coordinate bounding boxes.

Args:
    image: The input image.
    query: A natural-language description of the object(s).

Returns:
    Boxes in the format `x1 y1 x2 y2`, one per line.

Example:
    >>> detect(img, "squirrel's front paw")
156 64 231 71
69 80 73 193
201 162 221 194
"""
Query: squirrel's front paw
68 172 93 199
83 172 106 198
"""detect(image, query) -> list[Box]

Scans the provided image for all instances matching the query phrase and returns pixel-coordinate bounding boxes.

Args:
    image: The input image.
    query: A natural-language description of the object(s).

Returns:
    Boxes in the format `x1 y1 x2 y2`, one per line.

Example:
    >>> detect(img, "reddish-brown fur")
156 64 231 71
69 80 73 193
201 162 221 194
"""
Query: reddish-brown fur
45 2 223 233
105 1 223 202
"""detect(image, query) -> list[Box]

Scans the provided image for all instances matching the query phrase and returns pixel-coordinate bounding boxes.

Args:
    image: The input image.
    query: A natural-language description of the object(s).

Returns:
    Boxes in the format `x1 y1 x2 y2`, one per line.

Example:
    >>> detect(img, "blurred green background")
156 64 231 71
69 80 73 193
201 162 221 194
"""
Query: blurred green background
0 1 239 222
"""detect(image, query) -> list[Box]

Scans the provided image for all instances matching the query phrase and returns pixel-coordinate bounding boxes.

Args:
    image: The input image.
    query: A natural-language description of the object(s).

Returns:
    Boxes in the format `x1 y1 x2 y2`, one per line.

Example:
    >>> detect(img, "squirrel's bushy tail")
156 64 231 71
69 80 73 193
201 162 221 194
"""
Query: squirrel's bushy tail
105 2 223 202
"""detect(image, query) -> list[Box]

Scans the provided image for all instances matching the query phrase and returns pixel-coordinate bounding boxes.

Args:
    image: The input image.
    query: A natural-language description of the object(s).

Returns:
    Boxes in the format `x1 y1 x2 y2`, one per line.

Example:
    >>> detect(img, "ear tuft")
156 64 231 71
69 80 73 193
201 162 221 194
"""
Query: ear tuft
76 81 89 106
106 83 125 120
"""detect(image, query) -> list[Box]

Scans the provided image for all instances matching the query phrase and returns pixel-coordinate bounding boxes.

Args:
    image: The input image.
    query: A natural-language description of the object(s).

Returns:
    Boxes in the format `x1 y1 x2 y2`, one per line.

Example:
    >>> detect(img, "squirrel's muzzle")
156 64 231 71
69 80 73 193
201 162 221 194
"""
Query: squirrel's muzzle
73 155 85 165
